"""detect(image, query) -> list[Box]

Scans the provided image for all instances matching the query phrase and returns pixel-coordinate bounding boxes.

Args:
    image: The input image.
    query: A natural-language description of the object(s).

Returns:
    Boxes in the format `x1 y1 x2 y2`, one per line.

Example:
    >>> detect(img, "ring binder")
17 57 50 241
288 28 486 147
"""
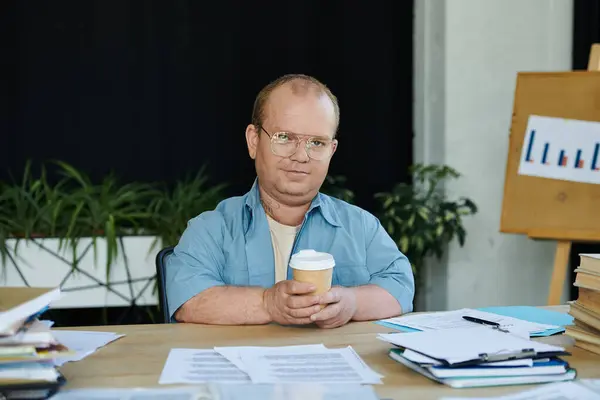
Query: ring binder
477 349 536 363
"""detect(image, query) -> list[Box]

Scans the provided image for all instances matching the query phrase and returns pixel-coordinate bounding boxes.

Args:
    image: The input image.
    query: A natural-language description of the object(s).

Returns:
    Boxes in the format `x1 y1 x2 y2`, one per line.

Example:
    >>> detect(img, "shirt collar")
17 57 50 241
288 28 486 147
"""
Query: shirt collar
244 178 341 228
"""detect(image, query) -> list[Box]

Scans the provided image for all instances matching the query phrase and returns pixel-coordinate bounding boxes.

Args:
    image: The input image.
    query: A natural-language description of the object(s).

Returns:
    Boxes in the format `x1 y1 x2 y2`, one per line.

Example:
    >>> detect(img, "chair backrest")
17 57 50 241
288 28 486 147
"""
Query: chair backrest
155 246 174 323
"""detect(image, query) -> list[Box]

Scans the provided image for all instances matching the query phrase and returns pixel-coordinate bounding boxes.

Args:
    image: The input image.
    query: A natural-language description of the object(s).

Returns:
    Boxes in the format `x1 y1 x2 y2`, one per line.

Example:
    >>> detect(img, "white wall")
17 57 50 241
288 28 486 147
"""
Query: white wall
414 0 574 310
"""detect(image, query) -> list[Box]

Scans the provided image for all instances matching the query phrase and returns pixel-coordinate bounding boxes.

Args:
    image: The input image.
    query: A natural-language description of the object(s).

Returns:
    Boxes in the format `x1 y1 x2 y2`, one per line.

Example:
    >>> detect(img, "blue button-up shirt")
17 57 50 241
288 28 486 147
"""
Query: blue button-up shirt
165 180 415 320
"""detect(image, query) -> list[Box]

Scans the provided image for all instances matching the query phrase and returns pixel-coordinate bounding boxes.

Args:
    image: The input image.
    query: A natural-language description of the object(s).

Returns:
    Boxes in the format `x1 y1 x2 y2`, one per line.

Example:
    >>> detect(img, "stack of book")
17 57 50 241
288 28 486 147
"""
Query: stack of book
0 287 68 398
566 253 600 355
378 326 576 388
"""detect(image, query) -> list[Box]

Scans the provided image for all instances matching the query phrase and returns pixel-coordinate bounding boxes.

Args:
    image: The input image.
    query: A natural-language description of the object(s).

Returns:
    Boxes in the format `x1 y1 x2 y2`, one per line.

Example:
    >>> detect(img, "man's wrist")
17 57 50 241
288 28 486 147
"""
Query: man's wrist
346 286 360 321
261 288 273 323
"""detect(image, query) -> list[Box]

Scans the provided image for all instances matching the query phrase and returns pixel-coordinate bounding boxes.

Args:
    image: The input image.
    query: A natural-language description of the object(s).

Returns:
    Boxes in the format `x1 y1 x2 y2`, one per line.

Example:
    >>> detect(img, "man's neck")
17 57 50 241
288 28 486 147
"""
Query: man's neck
259 186 311 227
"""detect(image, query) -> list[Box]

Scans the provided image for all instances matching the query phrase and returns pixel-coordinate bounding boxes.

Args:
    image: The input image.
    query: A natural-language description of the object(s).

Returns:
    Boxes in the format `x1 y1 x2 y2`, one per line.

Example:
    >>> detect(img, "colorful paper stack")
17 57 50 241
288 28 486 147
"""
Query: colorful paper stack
0 287 68 392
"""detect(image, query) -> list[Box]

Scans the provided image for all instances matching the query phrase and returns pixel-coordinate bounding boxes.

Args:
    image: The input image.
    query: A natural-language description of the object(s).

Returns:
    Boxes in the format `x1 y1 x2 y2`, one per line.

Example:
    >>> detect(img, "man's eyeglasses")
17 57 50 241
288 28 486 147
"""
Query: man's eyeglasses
260 127 336 161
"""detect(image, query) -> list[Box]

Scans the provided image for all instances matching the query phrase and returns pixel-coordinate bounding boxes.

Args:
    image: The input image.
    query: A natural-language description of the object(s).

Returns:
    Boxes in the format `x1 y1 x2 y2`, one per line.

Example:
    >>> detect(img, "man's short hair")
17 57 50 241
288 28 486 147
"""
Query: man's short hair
251 74 340 135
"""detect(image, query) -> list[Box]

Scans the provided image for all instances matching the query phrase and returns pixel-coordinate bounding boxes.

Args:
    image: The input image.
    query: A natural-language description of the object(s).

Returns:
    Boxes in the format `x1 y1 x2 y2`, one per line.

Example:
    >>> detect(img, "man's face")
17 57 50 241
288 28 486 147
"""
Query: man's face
246 84 337 206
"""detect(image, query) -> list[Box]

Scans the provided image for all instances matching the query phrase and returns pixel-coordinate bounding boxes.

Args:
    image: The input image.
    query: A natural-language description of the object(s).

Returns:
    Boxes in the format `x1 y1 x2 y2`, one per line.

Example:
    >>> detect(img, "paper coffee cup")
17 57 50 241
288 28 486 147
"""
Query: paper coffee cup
289 250 335 299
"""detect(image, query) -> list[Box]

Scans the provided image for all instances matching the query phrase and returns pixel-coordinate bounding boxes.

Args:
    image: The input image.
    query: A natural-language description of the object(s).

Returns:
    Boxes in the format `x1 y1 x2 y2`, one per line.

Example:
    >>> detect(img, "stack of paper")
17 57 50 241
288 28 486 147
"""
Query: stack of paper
566 253 600 355
0 287 68 390
378 326 576 388
159 344 383 385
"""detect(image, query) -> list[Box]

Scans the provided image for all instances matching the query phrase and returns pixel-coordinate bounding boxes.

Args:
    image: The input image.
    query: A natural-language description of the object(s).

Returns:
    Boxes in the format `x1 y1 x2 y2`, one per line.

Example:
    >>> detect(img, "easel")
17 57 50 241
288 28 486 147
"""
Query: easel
545 44 600 305
500 44 600 306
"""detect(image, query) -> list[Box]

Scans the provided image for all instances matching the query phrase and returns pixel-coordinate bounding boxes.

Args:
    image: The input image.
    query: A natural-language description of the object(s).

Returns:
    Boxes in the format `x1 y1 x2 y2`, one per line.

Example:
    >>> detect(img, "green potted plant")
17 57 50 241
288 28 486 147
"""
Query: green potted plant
0 160 227 317
374 164 478 276
53 161 157 273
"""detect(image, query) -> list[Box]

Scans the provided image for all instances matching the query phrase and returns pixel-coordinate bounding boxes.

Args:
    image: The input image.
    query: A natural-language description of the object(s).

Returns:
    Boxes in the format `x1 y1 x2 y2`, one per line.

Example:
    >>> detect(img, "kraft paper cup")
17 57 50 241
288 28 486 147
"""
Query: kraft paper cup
289 250 335 308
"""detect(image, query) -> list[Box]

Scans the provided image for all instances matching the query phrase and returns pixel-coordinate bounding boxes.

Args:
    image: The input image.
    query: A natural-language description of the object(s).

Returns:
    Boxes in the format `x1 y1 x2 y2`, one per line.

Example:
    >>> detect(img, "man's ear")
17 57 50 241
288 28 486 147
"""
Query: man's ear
331 139 339 157
245 124 260 159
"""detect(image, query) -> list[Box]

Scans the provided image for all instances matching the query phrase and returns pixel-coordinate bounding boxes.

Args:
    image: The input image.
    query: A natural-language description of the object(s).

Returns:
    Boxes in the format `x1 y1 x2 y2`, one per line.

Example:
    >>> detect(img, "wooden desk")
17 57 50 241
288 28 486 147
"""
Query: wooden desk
58 307 600 400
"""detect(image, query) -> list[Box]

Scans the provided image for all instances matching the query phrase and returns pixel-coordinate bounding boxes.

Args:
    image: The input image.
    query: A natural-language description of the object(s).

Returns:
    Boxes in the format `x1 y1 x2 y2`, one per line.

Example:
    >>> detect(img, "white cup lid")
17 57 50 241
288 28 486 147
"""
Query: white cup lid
289 249 335 271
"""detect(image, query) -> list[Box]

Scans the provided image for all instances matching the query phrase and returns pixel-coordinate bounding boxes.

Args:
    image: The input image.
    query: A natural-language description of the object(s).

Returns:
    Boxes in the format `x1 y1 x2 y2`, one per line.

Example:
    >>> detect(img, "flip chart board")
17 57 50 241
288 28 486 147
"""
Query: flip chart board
500 71 600 241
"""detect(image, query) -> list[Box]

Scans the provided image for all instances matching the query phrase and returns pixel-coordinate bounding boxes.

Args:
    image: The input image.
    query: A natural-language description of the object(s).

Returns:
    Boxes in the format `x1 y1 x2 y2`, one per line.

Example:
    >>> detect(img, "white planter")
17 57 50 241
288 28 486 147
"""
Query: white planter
0 236 160 309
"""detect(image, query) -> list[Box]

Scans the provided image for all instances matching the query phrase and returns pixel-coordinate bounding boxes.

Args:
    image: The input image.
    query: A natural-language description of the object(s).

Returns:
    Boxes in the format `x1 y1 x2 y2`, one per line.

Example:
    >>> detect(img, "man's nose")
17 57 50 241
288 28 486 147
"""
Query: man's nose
289 141 310 162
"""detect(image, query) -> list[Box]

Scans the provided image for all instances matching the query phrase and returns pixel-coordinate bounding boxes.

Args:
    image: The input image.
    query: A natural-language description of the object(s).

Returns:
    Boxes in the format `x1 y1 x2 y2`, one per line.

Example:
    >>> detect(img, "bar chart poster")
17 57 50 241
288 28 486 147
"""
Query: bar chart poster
518 115 600 185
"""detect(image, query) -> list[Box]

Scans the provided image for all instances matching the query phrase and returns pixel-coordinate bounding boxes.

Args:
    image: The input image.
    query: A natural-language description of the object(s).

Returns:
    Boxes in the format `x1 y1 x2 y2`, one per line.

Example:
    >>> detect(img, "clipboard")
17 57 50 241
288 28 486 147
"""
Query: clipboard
391 343 572 368
389 343 571 368
378 326 572 369
0 373 66 400
441 349 571 368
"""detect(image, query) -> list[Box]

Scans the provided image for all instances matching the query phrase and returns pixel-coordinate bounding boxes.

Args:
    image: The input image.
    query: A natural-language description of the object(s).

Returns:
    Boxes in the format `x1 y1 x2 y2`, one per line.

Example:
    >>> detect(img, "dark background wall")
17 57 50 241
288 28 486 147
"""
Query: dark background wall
569 0 600 300
0 0 414 214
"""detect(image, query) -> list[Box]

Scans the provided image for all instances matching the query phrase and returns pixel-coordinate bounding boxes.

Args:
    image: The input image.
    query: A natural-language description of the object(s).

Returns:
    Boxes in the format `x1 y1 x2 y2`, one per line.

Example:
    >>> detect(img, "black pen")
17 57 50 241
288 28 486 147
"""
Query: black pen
462 316 500 326
463 315 511 333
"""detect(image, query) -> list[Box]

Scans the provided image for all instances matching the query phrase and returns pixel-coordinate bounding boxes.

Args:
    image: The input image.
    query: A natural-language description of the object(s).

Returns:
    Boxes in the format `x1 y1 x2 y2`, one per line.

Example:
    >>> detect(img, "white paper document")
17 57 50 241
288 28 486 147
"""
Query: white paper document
52 383 380 400
378 326 565 365
381 308 559 335
517 115 600 185
215 344 327 372
160 345 382 385
51 330 124 366
237 345 382 384
158 349 252 385
441 379 600 399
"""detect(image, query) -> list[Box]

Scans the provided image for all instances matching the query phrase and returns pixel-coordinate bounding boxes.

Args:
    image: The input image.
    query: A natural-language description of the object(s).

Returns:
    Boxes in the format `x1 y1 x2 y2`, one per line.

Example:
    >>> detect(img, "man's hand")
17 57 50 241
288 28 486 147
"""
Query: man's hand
310 286 357 329
263 280 323 325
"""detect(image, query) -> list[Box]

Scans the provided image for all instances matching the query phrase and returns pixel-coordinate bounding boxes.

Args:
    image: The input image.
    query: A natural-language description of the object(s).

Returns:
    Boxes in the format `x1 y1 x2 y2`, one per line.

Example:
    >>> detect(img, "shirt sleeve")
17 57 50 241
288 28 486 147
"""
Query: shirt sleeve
165 212 226 321
363 211 416 313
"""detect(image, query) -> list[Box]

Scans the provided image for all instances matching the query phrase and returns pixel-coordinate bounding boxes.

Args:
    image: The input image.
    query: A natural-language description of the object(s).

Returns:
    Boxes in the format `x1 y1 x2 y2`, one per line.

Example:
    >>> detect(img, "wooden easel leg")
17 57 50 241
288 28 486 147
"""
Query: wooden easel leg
547 240 572 306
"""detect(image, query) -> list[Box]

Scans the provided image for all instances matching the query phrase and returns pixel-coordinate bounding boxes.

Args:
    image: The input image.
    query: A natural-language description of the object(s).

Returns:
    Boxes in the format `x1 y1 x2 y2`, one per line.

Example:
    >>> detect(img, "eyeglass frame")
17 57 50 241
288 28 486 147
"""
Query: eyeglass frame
259 126 338 161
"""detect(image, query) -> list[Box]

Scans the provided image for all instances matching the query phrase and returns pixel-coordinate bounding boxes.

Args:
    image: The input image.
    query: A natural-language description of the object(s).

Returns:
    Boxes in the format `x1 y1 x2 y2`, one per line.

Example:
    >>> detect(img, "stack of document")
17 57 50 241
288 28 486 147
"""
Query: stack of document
159 344 383 385
0 287 68 394
377 326 576 388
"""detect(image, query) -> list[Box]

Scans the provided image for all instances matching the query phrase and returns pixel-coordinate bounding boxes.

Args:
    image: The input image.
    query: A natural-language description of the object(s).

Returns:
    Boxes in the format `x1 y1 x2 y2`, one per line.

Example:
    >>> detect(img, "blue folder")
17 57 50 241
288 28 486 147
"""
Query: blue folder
377 306 574 337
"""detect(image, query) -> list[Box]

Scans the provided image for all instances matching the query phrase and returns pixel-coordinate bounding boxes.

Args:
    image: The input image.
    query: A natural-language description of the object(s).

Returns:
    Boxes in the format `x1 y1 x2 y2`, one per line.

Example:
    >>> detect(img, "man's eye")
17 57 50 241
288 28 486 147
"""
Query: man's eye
275 133 289 142
309 139 326 147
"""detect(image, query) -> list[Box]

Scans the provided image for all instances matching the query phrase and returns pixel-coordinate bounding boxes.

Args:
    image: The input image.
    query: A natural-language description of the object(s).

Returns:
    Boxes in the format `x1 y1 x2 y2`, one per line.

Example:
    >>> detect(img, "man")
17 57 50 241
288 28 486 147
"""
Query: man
165 74 415 328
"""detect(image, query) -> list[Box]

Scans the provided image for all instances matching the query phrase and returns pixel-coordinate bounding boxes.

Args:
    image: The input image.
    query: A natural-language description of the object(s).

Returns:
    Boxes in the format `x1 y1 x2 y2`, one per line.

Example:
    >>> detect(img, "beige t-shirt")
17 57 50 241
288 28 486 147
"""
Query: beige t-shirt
266 215 300 283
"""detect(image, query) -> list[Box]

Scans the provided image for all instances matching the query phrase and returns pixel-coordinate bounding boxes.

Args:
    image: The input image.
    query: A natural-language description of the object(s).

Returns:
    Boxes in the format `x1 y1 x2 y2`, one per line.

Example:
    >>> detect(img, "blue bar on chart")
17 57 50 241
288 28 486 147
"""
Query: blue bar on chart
574 149 584 169
592 143 600 171
558 150 568 167
525 130 535 162
542 143 550 165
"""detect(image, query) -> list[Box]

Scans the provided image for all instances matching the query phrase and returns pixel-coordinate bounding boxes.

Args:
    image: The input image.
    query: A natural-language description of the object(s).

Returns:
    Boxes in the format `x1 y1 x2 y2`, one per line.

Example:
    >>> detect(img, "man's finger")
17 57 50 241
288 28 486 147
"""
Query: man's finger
315 319 342 329
286 294 320 309
310 303 341 322
286 305 322 318
285 280 316 295
285 316 314 326
318 288 342 305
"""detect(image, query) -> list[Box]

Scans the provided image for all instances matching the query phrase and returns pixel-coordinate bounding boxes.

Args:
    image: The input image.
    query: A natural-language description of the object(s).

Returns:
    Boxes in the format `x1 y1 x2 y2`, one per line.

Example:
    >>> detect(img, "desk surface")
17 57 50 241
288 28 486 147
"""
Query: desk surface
58 306 600 400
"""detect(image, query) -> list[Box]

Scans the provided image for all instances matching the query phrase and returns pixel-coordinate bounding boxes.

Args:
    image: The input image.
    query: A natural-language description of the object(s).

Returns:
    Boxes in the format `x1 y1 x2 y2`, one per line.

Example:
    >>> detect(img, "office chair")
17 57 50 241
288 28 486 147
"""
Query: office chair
155 246 174 323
